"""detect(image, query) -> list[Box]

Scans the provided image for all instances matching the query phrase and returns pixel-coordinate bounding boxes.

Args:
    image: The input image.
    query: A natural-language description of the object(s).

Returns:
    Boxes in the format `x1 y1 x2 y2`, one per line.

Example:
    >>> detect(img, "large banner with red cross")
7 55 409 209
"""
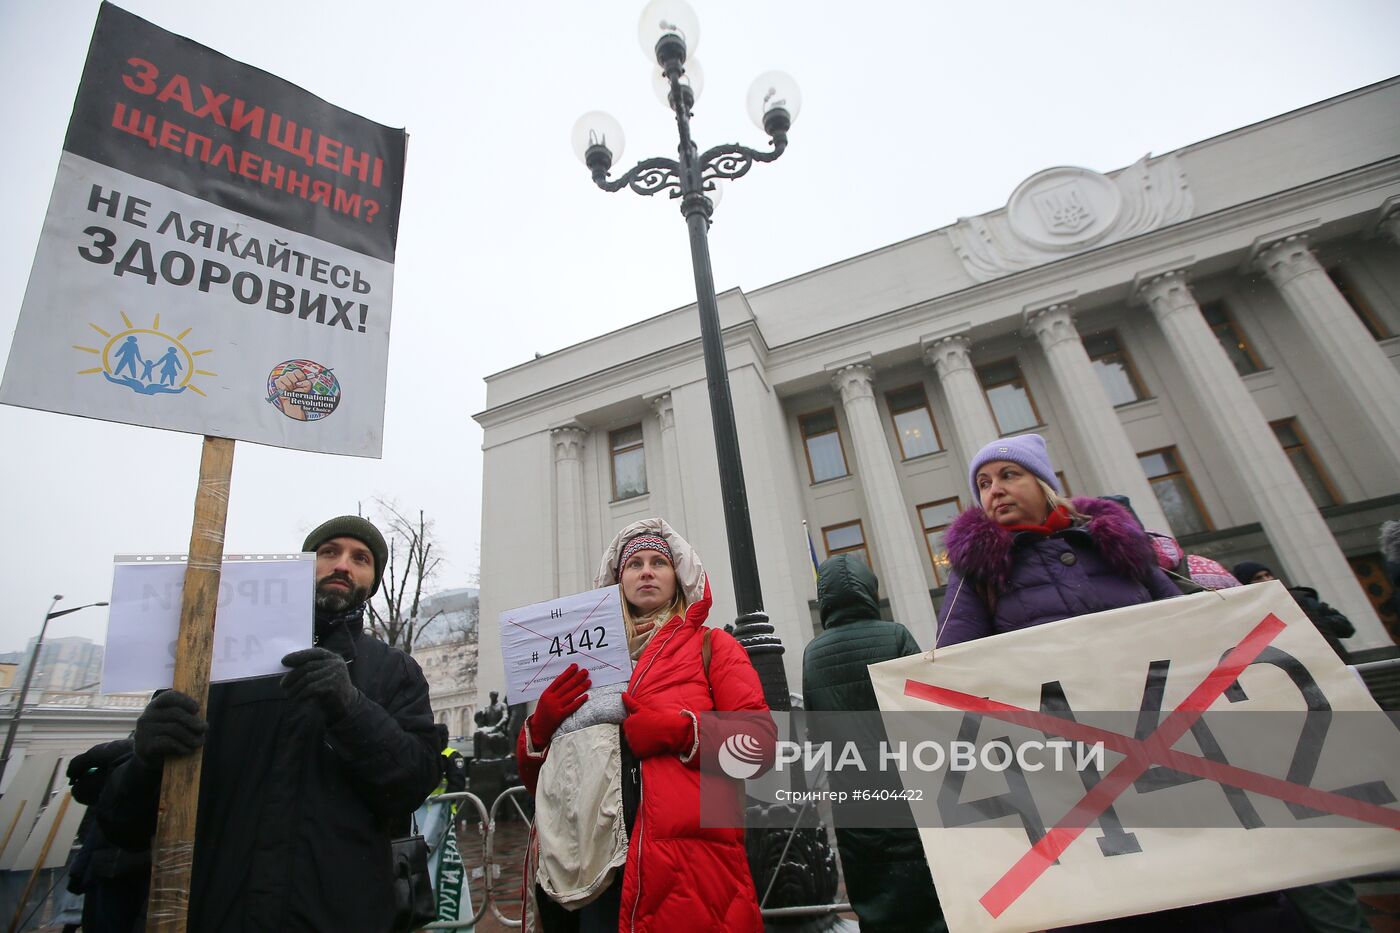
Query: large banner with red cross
869 581 1400 933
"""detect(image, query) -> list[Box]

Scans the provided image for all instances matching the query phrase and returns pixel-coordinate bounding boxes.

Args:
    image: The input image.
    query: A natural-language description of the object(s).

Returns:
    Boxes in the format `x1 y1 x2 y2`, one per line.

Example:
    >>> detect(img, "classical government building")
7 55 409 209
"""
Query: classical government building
474 78 1400 700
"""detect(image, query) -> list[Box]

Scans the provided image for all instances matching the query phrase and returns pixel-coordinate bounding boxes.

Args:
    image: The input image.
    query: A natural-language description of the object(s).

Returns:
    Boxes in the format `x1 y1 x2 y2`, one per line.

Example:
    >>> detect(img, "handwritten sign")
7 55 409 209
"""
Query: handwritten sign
500 585 630 704
101 554 313 693
869 582 1400 933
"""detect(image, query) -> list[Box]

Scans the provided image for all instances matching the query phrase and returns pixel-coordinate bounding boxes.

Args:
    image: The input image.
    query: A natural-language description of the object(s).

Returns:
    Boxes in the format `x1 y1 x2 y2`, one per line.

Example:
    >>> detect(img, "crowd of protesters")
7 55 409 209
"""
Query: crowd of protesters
46 437 1396 933
508 431 1387 932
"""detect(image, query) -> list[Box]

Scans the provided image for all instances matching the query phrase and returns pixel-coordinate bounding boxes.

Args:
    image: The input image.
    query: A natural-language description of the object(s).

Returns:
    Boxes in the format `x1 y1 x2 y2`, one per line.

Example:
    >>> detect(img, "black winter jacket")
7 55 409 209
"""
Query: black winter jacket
96 613 442 932
804 555 921 711
1290 585 1355 662
802 555 945 932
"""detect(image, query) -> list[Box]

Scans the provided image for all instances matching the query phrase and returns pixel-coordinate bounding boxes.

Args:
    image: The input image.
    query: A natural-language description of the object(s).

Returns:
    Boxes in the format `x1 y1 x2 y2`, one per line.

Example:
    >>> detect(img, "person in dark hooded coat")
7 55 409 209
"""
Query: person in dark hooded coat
66 739 148 933
802 553 945 932
1231 560 1356 663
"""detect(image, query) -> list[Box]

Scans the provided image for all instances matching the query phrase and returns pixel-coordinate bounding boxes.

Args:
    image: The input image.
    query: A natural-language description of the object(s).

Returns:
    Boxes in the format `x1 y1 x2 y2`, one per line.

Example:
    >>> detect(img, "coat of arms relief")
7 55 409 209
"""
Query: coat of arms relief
947 154 1194 282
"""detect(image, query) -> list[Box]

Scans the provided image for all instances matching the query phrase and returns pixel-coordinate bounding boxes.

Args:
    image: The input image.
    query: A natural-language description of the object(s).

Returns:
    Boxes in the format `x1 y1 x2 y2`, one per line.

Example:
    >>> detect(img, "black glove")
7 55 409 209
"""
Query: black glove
67 739 135 804
67 739 134 781
281 647 358 721
133 691 207 767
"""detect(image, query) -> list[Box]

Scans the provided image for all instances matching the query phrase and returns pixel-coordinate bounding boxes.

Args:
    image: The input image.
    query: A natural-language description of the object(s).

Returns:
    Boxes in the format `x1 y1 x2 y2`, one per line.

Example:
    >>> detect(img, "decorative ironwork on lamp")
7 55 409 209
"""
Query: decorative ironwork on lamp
570 0 801 712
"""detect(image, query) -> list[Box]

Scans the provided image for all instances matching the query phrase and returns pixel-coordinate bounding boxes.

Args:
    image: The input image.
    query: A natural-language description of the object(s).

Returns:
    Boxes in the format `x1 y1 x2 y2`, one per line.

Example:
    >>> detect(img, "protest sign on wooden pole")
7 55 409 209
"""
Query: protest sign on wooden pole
1 3 406 458
145 435 234 932
1 3 405 922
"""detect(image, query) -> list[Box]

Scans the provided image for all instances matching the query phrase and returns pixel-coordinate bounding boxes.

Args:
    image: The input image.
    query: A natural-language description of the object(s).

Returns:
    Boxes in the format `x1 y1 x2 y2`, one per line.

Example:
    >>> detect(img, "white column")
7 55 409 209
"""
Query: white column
1139 271 1387 646
1257 235 1400 467
650 393 688 534
830 363 937 643
922 334 1001 464
551 426 589 595
1025 303 1171 531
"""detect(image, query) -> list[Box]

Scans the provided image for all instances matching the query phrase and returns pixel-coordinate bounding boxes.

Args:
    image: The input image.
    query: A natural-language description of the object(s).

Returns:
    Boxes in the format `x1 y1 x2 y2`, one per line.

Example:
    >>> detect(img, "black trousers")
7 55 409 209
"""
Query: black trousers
535 874 624 933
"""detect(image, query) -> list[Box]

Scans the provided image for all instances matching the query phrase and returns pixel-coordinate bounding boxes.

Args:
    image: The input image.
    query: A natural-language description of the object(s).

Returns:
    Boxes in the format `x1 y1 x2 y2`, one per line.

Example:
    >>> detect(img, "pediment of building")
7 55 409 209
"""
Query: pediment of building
948 154 1193 282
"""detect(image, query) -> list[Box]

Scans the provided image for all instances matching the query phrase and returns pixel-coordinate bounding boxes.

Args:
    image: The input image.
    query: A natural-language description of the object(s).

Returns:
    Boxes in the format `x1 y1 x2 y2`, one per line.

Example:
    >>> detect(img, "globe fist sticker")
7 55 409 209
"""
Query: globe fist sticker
267 359 341 422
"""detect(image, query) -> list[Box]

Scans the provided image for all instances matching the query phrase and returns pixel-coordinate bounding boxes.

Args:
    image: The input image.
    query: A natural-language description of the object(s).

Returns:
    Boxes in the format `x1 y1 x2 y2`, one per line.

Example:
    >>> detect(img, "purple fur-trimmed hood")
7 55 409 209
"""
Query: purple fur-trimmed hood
944 496 1159 593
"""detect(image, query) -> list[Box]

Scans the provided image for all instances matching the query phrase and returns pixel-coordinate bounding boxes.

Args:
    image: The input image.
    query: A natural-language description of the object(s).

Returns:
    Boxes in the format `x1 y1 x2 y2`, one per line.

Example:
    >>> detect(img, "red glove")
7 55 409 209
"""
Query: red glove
527 663 590 750
622 693 695 760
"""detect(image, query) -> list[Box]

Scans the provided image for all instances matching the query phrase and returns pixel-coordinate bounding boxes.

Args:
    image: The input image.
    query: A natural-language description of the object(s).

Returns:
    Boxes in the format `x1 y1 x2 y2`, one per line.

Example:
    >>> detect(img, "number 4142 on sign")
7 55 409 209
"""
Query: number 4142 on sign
499 584 633 705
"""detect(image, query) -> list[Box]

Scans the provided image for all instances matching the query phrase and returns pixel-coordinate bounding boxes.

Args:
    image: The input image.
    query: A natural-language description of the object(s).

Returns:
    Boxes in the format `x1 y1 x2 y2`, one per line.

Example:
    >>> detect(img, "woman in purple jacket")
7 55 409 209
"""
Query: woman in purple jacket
939 434 1304 932
938 434 1178 646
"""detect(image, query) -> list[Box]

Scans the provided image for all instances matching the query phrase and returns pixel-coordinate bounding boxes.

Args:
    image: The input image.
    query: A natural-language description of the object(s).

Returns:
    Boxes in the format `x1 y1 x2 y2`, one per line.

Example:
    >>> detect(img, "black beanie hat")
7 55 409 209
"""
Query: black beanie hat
1231 560 1272 585
303 515 388 597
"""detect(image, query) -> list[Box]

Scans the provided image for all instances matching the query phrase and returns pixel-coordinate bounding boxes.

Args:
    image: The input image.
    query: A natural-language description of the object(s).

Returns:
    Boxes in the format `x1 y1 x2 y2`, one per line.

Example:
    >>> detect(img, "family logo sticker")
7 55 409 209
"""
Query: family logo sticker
73 311 215 397
266 359 341 422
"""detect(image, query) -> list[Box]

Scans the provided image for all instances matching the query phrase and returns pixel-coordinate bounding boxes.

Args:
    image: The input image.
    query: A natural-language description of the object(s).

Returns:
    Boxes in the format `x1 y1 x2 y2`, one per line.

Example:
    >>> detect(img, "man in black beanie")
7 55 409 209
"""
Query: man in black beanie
1232 559 1356 663
96 515 443 932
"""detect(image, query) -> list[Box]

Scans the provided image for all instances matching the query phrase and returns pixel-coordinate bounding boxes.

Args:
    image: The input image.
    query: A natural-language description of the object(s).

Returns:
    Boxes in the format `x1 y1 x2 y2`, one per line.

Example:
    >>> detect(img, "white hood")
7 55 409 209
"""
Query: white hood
593 517 706 605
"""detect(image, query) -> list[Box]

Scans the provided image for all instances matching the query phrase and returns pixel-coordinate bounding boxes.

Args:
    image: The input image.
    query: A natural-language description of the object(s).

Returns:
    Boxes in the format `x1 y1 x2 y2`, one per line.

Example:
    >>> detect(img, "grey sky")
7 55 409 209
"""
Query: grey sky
2 0 1398 654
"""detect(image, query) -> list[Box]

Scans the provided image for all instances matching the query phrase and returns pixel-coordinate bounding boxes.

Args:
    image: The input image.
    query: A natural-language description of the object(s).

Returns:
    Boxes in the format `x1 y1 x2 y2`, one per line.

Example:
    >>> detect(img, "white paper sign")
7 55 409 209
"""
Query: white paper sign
499 585 631 704
101 553 314 693
869 582 1400 933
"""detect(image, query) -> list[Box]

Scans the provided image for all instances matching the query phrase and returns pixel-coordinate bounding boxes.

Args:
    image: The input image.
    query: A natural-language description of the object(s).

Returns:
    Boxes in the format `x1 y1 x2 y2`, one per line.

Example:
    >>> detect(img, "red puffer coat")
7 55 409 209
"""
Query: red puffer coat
516 516 775 933
617 581 771 932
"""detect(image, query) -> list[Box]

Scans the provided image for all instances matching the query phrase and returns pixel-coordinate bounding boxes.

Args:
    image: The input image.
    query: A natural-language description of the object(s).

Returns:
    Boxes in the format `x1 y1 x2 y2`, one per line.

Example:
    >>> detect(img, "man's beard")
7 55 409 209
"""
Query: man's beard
315 574 371 613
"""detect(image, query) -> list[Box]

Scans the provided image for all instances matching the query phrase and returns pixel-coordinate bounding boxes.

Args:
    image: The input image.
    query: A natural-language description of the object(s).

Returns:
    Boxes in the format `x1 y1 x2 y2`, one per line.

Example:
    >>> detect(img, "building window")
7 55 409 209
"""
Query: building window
1084 331 1147 406
1138 447 1212 536
886 385 943 459
918 498 961 585
1327 267 1391 340
610 425 647 500
800 409 849 483
823 521 869 569
1272 418 1338 508
1200 301 1264 376
977 358 1041 435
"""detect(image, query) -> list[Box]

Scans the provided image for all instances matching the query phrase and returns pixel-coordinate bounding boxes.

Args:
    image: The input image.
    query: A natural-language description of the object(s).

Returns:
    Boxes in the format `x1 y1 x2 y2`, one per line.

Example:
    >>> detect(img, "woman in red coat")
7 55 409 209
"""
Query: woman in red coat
516 518 773 932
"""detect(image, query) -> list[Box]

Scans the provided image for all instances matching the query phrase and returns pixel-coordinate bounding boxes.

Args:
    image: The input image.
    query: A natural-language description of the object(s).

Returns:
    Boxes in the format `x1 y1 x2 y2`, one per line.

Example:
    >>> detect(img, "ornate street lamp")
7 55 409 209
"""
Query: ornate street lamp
571 0 802 711
0 595 110 781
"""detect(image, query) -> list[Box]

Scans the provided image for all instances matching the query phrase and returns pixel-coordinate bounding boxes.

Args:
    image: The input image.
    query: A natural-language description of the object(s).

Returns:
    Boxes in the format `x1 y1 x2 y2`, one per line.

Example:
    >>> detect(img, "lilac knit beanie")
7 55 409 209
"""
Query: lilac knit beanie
967 433 1060 498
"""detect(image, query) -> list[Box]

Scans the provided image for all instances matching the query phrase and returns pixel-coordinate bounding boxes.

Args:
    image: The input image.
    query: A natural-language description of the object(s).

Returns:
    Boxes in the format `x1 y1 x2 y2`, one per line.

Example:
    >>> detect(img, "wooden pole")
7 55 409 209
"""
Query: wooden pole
145 435 235 933
0 804 27 861
7 792 71 933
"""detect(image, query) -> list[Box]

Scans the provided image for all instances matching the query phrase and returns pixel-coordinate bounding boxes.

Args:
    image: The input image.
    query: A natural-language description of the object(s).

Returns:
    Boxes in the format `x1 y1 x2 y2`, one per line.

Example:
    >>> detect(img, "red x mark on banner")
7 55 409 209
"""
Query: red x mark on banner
903 613 1400 918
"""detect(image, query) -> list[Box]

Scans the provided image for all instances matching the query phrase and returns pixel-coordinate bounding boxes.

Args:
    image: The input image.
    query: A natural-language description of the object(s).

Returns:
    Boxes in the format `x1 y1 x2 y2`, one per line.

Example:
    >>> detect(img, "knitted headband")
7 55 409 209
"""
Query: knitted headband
618 534 673 574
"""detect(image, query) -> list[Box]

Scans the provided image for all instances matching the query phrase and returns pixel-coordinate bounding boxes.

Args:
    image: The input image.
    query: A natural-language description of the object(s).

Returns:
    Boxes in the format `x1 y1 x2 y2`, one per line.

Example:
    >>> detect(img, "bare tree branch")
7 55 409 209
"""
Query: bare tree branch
365 499 446 653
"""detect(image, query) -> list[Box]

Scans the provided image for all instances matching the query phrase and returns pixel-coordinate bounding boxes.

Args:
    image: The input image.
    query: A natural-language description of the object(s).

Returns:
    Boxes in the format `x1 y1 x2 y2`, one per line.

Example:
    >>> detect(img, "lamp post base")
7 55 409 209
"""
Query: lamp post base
730 610 840 922
731 610 791 712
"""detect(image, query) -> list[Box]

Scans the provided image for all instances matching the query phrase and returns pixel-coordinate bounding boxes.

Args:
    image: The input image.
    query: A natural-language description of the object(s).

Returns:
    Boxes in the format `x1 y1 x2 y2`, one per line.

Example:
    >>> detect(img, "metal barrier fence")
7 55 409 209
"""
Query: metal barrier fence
413 786 851 930
417 790 491 930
